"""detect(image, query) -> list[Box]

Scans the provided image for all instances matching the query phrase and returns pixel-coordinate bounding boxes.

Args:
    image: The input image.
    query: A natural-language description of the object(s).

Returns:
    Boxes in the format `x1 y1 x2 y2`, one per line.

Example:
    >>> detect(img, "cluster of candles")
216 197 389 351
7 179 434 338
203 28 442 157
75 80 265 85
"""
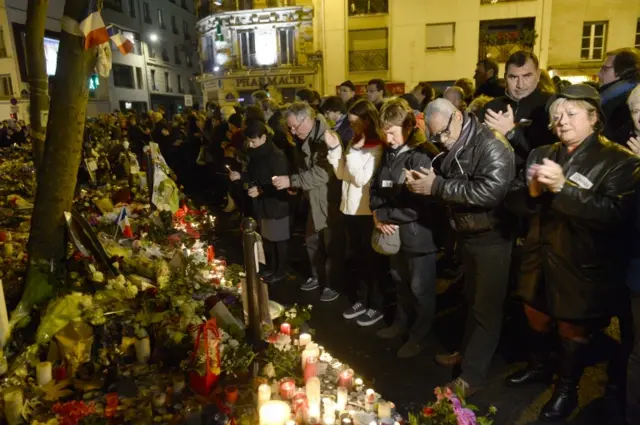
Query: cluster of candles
258 329 399 425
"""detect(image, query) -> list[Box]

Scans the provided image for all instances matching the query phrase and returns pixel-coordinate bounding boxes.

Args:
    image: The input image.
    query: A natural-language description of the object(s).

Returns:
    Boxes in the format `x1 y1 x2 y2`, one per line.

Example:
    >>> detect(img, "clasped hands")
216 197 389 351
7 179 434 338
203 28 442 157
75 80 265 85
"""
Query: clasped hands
527 158 566 197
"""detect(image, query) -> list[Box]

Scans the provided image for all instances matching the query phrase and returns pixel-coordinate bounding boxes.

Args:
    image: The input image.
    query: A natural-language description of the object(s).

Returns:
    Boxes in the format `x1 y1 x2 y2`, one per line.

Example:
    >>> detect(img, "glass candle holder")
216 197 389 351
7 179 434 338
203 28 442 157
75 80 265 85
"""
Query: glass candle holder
279 377 296 400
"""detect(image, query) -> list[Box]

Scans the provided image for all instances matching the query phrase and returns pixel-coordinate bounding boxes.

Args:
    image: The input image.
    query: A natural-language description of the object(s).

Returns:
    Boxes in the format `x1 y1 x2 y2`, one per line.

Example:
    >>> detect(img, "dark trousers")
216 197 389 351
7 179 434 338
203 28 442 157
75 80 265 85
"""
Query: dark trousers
627 293 640 425
344 214 383 312
459 238 512 386
390 251 437 342
263 239 289 276
305 208 345 290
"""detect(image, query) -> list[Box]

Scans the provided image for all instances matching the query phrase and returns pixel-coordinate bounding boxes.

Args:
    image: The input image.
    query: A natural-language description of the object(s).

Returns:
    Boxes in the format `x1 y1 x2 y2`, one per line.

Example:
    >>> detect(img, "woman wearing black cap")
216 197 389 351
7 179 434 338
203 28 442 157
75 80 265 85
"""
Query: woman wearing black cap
505 84 640 422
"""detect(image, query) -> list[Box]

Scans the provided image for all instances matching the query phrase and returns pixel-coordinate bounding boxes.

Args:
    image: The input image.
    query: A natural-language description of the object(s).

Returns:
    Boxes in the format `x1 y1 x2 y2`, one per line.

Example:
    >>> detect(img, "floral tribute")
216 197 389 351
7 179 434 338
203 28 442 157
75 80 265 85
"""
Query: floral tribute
409 387 496 425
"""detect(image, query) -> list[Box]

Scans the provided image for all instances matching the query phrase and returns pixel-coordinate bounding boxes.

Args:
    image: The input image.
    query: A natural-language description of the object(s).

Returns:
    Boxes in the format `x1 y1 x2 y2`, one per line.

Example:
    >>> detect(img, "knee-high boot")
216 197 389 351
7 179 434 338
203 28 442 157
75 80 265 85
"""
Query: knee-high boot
506 328 554 387
539 339 587 422
264 240 288 283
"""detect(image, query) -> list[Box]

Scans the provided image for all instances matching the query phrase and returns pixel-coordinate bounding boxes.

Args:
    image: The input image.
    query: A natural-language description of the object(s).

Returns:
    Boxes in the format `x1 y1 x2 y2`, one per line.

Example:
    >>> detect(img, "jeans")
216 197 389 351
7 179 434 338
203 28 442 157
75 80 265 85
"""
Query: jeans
627 293 640 425
390 251 437 343
305 207 345 290
459 238 512 386
344 214 383 312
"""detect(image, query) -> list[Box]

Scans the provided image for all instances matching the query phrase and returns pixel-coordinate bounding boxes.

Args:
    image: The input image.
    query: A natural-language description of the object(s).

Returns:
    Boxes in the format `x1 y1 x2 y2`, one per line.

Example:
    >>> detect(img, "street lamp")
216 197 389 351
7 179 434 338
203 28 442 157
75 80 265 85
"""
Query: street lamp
213 66 220 72
149 33 158 42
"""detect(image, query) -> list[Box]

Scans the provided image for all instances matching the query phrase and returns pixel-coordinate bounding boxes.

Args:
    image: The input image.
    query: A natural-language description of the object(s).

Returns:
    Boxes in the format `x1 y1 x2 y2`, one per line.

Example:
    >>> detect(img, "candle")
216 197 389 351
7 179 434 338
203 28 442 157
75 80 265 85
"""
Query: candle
337 368 354 390
153 392 167 407
304 356 318 382
36 361 52 386
306 377 321 407
225 385 239 404
173 376 186 394
308 402 321 421
299 333 312 347
280 323 292 335
365 389 375 413
259 400 291 425
258 383 272 409
279 377 296 400
341 418 353 425
135 337 151 364
336 387 348 411
378 401 391 419
301 343 320 370
322 398 335 415
323 415 335 425
0 280 9 348
354 378 363 390
3 388 23 425
286 421 296 425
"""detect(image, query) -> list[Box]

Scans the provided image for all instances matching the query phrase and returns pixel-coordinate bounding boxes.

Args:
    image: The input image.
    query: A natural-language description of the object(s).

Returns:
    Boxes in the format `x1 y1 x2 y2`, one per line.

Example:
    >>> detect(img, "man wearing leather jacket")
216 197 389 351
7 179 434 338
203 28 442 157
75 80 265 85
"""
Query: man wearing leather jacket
481 51 554 171
406 98 515 397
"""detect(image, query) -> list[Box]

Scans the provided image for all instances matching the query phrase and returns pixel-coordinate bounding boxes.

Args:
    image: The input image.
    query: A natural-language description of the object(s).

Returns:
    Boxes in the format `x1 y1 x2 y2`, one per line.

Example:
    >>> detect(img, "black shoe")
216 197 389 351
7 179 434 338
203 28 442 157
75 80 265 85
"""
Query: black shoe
506 362 553 387
259 269 274 278
539 377 579 422
263 272 287 283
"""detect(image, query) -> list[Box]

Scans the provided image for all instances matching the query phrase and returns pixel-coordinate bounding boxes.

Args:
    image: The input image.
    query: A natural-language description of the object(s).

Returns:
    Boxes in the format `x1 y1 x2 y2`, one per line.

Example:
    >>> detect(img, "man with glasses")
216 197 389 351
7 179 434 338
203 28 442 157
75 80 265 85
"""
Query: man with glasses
406 98 515 397
273 102 345 302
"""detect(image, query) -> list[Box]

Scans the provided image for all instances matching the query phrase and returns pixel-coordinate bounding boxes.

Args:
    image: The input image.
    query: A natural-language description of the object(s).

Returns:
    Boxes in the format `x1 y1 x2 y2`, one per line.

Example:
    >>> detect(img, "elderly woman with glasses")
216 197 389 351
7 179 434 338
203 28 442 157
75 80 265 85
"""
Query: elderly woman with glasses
505 84 640 422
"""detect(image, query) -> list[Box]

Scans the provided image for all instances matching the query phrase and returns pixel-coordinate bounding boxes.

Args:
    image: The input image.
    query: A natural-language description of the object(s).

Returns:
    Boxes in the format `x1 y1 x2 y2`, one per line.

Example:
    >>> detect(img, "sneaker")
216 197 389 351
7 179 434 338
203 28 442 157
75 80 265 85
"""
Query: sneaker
300 278 319 291
357 309 384 327
397 338 424 358
445 377 481 398
320 288 340 302
434 351 462 368
343 302 366 319
376 323 404 340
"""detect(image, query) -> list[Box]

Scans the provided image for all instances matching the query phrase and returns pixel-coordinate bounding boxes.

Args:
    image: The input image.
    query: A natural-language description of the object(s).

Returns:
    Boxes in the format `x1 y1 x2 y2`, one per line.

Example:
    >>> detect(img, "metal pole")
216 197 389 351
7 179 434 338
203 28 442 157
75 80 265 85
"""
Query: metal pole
241 217 262 343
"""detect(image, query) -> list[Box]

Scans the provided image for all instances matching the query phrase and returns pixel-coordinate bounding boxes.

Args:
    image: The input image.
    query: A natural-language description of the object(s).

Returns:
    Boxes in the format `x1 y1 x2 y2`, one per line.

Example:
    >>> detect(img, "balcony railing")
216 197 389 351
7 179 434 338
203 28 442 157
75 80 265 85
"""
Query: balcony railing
478 42 533 62
349 49 388 72
197 0 296 18
348 0 388 16
480 0 534 3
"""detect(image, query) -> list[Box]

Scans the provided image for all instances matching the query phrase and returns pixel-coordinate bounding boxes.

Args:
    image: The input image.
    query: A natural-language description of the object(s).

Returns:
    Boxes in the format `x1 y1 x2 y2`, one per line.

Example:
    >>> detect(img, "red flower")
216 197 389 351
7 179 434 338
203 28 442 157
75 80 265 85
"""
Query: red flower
423 407 435 416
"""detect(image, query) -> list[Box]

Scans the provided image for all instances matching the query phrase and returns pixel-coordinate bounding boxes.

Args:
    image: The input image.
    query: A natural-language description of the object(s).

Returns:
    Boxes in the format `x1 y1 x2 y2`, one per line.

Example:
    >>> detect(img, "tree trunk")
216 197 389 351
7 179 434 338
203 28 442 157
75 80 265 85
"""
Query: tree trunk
12 0 98 329
25 0 49 172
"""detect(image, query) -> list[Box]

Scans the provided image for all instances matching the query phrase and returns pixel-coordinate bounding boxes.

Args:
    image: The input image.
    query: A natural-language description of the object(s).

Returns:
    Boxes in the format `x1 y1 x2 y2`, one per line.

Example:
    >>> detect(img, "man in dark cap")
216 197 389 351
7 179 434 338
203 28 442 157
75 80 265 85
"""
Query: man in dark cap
339 80 359 110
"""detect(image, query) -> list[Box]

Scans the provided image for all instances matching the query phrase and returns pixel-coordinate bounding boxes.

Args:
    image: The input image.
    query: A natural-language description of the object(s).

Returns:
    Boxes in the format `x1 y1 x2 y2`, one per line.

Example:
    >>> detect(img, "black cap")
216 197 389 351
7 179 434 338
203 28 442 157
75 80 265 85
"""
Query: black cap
546 83 605 124
339 80 356 92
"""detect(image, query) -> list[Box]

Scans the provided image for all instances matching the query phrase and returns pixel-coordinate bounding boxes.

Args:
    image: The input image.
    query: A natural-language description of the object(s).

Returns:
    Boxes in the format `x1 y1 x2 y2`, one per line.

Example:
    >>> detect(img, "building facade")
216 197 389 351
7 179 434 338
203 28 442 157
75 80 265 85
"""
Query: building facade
196 0 320 105
0 0 202 122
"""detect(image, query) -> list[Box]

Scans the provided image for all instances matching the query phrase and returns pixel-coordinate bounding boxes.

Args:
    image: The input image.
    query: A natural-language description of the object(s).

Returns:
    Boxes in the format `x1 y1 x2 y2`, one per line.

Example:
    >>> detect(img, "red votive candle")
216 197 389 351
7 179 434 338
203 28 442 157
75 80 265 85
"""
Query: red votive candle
337 368 354 390
279 377 296 399
280 322 292 335
304 356 318 382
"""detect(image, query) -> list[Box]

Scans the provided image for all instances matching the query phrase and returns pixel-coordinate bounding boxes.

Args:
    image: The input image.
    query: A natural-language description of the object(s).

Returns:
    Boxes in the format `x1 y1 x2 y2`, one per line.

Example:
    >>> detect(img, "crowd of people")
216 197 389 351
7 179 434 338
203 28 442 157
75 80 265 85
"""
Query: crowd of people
2 46 640 424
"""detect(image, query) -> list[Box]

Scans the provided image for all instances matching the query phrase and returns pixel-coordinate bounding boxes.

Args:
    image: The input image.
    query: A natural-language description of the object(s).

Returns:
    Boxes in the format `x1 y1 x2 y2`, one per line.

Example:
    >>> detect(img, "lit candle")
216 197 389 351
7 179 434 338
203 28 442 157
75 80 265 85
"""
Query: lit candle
301 343 320 370
336 387 348 411
36 361 52 386
299 333 312 347
308 402 321 421
304 356 318 382
0 280 9 348
354 378 364 391
337 368 354 390
378 401 391 419
340 418 353 425
365 389 375 412
322 398 335 416
135 337 151 364
3 388 23 425
280 323 292 335
323 415 335 425
286 421 296 425
259 400 291 425
306 377 321 407
258 383 272 409
279 377 296 400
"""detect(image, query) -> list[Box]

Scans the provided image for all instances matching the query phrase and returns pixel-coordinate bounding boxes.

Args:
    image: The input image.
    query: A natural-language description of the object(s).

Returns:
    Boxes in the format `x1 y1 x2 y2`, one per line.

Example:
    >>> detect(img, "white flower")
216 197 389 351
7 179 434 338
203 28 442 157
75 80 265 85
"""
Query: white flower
262 362 276 378
274 333 292 352
229 339 239 348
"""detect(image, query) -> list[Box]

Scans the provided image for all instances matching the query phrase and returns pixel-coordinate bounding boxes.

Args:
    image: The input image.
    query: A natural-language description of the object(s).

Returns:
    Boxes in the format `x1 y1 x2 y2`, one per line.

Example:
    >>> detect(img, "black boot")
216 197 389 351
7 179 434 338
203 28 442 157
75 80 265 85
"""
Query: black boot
506 329 554 387
264 240 289 283
539 339 587 422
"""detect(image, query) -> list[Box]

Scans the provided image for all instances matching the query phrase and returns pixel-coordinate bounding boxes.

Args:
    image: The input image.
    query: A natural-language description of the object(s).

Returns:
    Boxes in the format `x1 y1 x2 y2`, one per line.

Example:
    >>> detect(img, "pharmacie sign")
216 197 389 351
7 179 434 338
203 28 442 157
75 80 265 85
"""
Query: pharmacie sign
235 75 306 89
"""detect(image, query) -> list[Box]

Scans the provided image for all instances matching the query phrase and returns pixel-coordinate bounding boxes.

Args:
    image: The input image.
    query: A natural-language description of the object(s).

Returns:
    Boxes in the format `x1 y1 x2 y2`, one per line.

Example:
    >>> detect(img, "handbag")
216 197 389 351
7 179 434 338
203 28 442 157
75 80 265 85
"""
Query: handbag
371 227 401 255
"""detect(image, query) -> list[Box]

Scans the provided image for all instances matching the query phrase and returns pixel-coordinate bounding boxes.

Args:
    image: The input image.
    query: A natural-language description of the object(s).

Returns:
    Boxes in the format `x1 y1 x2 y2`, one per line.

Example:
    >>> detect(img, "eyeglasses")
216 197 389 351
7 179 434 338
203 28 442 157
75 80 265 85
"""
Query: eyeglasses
429 114 454 144
600 65 614 71
288 116 307 134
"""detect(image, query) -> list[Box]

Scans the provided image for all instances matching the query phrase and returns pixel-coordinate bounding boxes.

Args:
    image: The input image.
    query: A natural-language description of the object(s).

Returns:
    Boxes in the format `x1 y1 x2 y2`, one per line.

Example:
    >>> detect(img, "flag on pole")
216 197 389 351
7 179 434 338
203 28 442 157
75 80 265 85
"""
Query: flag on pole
115 207 134 238
108 26 134 55
78 0 110 49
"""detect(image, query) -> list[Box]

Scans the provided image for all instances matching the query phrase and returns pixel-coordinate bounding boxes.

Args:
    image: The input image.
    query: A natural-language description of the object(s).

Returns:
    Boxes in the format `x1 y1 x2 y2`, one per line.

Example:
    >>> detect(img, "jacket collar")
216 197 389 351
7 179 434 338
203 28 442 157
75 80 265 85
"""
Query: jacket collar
599 79 638 104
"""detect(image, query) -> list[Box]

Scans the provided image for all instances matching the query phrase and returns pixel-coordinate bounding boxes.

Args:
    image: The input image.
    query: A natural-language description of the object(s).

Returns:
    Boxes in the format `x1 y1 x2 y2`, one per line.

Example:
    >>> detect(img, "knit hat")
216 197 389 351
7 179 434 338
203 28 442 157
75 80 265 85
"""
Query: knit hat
340 80 356 92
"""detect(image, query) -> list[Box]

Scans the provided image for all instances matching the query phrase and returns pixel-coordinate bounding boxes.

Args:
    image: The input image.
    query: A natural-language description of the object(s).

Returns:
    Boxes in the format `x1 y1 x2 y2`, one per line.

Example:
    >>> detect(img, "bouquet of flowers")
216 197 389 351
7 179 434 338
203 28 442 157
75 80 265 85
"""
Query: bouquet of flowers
409 387 496 425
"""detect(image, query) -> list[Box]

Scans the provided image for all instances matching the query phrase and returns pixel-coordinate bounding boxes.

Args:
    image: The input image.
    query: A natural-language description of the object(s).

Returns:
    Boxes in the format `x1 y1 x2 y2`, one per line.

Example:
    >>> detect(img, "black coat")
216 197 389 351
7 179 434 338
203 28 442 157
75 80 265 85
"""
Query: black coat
600 79 637 142
432 113 515 240
506 134 640 320
370 132 437 254
244 140 290 220
481 88 554 170
474 76 505 99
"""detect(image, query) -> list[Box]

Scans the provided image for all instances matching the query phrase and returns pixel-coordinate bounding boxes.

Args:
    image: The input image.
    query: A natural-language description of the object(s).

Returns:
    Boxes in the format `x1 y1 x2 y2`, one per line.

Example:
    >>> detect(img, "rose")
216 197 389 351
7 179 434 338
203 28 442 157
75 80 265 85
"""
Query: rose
422 407 435 416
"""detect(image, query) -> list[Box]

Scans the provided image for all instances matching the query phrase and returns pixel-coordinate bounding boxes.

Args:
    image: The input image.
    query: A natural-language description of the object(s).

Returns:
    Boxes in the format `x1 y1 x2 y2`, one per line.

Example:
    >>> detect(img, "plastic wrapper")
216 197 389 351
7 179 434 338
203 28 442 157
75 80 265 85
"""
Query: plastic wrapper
35 293 93 345
48 321 94 376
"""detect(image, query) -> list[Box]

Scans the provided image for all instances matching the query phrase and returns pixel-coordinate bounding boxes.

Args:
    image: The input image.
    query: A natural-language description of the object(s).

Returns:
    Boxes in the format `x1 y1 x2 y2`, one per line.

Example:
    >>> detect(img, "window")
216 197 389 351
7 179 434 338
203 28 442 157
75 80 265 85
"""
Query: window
143 2 151 23
171 16 178 34
174 45 181 64
238 30 256 68
348 0 388 16
425 23 455 50
278 28 296 65
161 47 170 61
188 79 196 95
128 0 136 18
348 28 389 72
0 75 13 97
135 67 143 89
113 64 135 88
186 53 192 67
158 9 165 29
178 75 184 93
164 71 171 92
636 18 640 49
104 0 123 12
181 0 188 10
205 35 215 61
581 22 607 61
184 21 191 40
0 27 7 58
150 69 157 90
148 44 156 58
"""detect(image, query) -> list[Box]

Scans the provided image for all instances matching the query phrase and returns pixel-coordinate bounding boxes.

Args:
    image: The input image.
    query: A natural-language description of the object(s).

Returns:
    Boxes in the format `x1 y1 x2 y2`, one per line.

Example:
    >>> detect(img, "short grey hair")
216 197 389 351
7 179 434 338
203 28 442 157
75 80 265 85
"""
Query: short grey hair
628 84 640 108
284 101 315 122
424 98 458 122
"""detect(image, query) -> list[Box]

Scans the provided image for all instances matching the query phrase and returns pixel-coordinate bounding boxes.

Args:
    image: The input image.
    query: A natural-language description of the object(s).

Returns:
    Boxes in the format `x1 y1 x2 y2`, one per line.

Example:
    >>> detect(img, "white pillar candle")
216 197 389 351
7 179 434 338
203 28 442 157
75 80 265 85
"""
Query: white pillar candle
308 402 321 421
306 377 321 407
377 401 391 419
285 421 296 425
336 387 348 411
298 333 311 347
258 383 272 409
135 337 151 364
301 343 320 370
0 280 9 348
36 361 52 386
323 415 335 425
259 400 291 425
365 389 375 412
3 388 23 425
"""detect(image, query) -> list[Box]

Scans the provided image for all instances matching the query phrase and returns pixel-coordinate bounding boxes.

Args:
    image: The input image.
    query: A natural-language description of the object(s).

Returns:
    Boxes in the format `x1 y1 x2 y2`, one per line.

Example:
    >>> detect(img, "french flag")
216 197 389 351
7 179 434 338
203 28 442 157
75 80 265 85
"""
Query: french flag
78 0 110 49
108 26 134 55
116 207 134 238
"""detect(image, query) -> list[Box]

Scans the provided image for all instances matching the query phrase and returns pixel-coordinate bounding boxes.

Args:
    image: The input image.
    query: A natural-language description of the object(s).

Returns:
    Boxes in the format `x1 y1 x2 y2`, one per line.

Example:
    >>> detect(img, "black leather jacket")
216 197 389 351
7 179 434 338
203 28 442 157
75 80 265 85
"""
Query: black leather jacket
431 113 515 238
506 134 640 319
